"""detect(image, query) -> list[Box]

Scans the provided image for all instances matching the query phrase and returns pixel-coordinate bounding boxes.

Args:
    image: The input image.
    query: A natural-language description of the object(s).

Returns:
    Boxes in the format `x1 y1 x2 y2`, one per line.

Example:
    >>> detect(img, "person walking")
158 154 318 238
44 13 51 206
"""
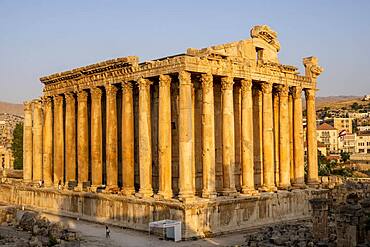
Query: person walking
105 225 110 239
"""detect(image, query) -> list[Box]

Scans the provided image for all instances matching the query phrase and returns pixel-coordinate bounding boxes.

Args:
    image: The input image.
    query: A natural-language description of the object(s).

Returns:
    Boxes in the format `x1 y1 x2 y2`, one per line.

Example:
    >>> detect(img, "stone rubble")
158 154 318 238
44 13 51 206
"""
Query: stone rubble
0 207 80 247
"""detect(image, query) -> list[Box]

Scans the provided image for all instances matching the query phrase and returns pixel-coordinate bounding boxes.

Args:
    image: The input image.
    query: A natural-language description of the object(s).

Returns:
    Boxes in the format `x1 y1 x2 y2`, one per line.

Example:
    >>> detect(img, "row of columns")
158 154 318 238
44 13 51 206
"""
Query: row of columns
23 71 319 199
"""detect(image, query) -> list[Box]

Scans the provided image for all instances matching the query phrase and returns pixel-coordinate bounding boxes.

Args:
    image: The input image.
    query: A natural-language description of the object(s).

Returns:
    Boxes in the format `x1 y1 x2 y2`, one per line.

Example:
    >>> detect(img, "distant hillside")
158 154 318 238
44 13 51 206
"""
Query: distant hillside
0 101 24 116
315 96 368 109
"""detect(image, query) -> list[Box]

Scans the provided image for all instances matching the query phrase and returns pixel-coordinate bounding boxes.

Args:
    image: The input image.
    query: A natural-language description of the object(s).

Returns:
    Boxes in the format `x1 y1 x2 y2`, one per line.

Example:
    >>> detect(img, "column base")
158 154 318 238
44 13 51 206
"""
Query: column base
241 186 259 196
156 191 173 200
104 185 119 193
220 188 239 197
178 191 195 202
259 185 277 193
291 183 307 189
136 188 153 198
201 190 217 199
277 183 291 190
120 187 135 196
306 179 320 188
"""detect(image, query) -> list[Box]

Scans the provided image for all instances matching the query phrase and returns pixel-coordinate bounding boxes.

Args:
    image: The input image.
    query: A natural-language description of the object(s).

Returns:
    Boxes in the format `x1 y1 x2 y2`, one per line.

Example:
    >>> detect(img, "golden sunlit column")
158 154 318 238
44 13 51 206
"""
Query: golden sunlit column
77 90 89 189
121 82 135 195
261 82 276 192
288 91 295 184
292 86 305 187
65 92 77 183
178 71 195 201
221 76 237 195
278 85 291 189
106 84 118 190
53 95 64 186
91 87 103 189
136 78 153 198
305 88 319 186
42 97 53 187
240 79 256 195
201 73 217 198
158 75 173 199
32 100 43 183
23 101 33 183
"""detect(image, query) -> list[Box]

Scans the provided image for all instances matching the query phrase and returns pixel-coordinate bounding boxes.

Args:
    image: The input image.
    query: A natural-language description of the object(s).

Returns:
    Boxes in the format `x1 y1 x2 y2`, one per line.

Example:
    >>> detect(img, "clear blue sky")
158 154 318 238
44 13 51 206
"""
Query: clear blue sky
1 0 370 103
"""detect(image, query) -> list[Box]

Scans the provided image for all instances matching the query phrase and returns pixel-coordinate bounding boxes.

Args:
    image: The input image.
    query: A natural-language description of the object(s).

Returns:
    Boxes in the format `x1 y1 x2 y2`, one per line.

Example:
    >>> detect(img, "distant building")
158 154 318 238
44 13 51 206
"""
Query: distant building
348 112 369 119
317 123 339 153
362 94 370 101
317 141 327 156
358 126 370 132
356 132 370 154
333 117 353 134
341 133 357 154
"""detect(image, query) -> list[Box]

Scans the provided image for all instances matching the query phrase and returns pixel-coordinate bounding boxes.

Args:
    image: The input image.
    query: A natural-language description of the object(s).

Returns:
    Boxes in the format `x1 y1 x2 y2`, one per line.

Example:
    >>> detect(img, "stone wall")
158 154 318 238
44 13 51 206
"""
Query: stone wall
0 184 327 239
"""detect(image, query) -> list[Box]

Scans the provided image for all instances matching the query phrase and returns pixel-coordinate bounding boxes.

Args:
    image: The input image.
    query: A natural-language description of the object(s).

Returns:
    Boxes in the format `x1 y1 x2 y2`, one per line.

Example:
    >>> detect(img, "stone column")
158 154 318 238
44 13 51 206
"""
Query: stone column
201 73 217 198
77 90 89 189
121 82 135 195
273 89 280 186
32 100 43 183
278 86 291 189
137 78 153 198
253 88 263 187
42 97 53 187
65 92 76 184
292 86 305 187
106 84 118 190
23 101 33 183
178 71 195 201
90 87 103 188
53 95 64 186
288 92 295 183
305 88 319 186
261 82 276 192
221 76 237 195
240 79 256 195
157 75 172 199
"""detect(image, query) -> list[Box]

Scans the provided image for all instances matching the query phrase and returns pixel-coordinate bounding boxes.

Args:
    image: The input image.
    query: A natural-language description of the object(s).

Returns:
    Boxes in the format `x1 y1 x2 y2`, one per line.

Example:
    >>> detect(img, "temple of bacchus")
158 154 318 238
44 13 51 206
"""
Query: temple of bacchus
1 25 326 238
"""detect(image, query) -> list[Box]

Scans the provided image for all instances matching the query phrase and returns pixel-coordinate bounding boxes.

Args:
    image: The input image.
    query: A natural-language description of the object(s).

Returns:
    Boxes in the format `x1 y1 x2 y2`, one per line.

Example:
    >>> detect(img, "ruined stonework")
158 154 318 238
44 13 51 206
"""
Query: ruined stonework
17 25 325 238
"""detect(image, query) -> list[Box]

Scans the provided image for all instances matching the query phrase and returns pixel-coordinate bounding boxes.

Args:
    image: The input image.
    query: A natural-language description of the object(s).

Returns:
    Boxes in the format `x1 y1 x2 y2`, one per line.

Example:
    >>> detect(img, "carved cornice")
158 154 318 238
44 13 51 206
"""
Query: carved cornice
221 76 234 91
250 25 281 51
40 56 139 85
261 82 273 94
159 75 171 88
303 56 323 79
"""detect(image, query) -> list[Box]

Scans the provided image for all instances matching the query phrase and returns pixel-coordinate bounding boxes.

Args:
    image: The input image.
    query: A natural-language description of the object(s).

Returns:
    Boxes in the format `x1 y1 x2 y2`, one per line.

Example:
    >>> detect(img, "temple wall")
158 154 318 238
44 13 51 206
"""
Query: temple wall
0 184 327 239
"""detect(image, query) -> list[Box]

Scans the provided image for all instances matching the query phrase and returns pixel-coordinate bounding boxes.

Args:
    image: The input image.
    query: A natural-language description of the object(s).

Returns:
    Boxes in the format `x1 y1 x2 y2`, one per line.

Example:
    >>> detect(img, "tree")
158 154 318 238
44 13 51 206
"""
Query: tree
351 102 360 110
340 150 350 163
11 122 23 170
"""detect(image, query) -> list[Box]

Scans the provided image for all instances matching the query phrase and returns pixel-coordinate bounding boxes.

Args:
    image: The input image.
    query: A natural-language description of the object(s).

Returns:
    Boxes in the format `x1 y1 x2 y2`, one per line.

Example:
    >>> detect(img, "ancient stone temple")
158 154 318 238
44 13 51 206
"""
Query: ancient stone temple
17 25 325 238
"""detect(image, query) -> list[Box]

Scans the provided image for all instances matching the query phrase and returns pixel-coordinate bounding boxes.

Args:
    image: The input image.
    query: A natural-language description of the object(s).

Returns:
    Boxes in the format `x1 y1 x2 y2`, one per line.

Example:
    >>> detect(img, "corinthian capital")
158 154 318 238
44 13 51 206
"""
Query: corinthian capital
53 95 64 104
137 77 152 90
275 85 289 97
24 101 32 111
77 90 88 101
305 88 316 100
261 82 273 94
65 92 75 103
159 75 171 88
90 87 102 97
221 76 234 91
178 71 191 85
106 84 118 95
122 81 133 91
292 86 302 99
241 79 252 93
200 73 213 93
41 96 52 106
